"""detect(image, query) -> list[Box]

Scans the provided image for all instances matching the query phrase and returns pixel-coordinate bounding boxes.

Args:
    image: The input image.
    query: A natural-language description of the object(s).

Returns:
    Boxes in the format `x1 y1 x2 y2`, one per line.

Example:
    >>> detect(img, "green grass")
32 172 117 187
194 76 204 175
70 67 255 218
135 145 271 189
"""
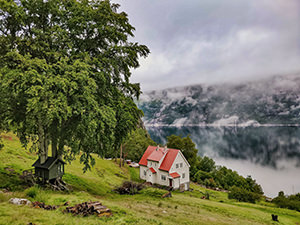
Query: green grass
1 132 300 225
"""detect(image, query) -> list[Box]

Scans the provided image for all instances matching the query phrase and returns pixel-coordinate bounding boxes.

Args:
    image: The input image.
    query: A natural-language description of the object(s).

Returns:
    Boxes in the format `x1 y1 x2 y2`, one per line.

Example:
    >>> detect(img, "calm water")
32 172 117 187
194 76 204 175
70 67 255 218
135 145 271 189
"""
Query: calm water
146 126 300 197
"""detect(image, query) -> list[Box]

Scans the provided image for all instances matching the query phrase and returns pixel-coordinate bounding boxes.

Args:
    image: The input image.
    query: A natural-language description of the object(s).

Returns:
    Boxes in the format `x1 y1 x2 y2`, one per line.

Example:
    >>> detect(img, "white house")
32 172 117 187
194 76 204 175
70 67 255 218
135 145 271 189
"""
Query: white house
138 145 190 190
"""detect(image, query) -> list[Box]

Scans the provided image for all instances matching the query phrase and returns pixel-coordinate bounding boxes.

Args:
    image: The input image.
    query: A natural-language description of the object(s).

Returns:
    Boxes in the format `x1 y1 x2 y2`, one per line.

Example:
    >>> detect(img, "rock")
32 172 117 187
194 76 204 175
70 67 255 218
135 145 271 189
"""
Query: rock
9 198 31 205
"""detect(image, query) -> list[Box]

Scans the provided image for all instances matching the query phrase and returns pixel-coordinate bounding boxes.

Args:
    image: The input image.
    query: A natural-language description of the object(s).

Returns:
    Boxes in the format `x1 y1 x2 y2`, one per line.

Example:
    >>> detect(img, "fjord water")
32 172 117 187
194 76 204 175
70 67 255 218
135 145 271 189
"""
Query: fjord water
146 125 300 197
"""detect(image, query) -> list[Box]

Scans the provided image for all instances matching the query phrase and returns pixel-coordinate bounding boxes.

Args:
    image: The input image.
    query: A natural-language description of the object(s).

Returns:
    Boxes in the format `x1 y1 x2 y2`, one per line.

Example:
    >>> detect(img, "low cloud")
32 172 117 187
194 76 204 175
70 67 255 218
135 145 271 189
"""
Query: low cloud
115 0 300 91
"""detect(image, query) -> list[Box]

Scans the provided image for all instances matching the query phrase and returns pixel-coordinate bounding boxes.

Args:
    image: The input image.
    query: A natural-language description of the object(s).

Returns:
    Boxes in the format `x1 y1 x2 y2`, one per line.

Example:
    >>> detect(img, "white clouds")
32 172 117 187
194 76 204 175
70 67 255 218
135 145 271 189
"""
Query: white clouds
116 0 300 91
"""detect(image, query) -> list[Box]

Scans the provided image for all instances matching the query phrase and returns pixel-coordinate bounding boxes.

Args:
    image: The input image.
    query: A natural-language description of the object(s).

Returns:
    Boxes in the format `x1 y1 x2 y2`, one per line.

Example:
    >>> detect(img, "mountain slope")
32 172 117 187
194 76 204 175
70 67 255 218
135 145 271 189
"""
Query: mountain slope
138 74 300 126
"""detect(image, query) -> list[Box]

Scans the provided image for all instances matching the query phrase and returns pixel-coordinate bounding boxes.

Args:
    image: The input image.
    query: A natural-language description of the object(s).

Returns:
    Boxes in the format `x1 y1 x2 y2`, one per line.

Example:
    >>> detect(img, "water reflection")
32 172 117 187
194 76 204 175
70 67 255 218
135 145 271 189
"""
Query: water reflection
147 126 300 196
147 126 300 168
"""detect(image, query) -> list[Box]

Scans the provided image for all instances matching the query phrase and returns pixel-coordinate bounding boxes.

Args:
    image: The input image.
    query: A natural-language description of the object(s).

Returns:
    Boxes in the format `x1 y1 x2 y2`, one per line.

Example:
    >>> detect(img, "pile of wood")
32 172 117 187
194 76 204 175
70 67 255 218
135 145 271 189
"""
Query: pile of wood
162 191 172 198
65 201 111 217
32 201 58 210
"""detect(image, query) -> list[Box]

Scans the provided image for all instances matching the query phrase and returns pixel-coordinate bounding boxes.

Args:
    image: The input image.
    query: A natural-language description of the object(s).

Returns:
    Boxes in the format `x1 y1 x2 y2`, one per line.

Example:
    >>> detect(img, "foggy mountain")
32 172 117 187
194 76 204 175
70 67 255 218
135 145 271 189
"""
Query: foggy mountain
138 74 300 126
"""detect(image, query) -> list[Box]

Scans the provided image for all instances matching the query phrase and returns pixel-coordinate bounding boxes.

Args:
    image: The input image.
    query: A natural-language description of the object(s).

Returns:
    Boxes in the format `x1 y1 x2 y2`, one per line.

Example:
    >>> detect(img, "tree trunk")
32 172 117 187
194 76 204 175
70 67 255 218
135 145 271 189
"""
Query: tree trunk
57 139 64 160
119 144 122 167
38 120 48 164
52 137 57 158
122 145 125 167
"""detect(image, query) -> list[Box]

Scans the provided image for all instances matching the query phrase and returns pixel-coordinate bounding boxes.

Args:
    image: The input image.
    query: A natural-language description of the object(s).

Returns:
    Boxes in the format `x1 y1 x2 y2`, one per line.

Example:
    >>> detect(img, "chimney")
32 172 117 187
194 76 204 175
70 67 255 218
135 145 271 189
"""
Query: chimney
156 145 160 151
164 145 168 153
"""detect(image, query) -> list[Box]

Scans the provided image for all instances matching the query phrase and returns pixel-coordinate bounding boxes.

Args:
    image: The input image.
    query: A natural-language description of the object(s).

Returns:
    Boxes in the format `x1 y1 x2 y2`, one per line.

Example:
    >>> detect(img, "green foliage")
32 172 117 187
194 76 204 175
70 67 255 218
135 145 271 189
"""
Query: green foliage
194 170 212 183
0 0 149 171
0 167 23 191
166 134 198 166
25 185 49 202
122 128 156 162
140 188 167 198
25 186 39 198
228 186 261 203
196 156 216 173
272 191 300 211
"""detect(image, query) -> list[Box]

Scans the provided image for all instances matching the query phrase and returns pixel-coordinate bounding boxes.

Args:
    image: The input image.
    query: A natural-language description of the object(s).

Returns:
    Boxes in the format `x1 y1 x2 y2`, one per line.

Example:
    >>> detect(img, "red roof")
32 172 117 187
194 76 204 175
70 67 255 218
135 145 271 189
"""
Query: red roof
159 149 179 172
147 147 165 162
139 145 180 172
138 146 156 166
149 167 156 173
170 172 180 178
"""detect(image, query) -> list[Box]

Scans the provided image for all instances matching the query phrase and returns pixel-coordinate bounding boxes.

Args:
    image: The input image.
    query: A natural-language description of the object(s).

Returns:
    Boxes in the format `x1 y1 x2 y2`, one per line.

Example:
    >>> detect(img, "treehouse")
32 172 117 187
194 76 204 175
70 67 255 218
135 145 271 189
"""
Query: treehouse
32 157 66 181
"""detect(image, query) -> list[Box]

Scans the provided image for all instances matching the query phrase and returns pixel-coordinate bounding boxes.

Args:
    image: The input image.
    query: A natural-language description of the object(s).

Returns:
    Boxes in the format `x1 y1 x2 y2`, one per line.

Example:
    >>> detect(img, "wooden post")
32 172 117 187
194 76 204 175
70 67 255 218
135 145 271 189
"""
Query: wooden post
122 144 126 167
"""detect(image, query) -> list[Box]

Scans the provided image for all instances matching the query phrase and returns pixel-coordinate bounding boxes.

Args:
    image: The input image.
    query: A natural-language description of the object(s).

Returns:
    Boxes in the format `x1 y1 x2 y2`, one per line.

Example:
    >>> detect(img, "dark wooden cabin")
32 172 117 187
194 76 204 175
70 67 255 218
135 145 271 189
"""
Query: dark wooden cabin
32 157 65 181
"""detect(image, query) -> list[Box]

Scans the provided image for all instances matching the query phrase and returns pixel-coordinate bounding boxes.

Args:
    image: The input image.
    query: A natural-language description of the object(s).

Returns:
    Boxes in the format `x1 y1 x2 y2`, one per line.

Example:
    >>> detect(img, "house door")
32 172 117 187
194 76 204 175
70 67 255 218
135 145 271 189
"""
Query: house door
169 179 173 187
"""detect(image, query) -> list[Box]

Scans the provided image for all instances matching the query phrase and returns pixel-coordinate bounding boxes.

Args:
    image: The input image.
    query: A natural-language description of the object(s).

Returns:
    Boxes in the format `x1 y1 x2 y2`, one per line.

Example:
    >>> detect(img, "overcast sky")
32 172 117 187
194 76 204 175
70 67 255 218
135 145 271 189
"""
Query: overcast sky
115 0 300 91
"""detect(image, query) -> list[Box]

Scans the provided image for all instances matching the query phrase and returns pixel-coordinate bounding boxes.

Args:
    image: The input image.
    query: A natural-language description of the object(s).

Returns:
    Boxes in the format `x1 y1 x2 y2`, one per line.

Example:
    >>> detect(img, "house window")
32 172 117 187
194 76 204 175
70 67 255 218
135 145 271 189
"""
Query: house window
144 170 146 176
161 175 166 181
180 163 183 168
176 164 179 168
182 173 185 178
150 162 152 166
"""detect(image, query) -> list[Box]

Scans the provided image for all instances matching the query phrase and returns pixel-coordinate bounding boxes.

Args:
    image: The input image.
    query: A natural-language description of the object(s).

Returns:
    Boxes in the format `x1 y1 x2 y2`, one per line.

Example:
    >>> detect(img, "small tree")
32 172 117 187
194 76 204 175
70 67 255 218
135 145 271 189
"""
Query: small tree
122 128 156 162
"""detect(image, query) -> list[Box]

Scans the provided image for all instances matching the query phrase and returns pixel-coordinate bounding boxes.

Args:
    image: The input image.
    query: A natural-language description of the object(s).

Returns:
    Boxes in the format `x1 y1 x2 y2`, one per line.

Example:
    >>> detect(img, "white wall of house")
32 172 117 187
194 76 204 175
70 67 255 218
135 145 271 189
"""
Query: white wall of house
172 178 180 189
146 169 154 183
169 152 190 190
139 165 147 180
157 170 169 186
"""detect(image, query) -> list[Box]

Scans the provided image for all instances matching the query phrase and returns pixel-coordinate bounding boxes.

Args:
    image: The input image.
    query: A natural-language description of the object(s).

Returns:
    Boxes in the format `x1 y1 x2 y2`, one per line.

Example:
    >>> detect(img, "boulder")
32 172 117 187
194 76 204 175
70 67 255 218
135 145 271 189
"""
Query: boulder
9 198 31 205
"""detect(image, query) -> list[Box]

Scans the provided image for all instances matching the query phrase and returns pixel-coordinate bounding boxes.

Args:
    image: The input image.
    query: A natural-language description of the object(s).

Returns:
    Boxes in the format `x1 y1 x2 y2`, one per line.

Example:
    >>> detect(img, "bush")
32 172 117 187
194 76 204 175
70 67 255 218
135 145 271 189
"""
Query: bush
194 170 212 183
228 186 261 203
114 181 144 195
272 191 300 211
25 186 49 203
25 186 39 198
140 188 167 198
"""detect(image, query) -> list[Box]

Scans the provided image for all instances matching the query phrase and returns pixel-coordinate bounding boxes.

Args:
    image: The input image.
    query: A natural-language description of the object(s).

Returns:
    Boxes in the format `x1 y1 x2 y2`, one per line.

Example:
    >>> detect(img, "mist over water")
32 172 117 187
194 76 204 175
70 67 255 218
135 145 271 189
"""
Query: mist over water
146 126 300 197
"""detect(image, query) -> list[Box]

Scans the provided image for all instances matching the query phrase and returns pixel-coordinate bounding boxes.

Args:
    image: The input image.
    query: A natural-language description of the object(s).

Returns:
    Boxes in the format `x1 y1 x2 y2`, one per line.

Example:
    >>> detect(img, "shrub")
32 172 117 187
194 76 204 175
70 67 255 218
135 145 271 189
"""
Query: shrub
114 181 144 195
140 188 167 198
25 186 39 198
228 186 261 203
25 186 49 203
194 170 212 183
272 192 300 211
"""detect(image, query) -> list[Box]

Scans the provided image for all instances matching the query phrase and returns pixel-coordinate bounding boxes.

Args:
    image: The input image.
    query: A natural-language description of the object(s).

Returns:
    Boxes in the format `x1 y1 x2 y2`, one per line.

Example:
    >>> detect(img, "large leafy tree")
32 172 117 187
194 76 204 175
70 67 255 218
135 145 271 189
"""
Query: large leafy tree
0 0 149 171
166 134 198 167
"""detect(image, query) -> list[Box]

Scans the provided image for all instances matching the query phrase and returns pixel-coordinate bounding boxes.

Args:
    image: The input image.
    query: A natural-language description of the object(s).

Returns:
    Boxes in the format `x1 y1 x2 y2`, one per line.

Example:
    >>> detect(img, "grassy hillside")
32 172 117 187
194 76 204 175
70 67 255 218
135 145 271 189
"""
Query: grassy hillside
0 133 300 225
